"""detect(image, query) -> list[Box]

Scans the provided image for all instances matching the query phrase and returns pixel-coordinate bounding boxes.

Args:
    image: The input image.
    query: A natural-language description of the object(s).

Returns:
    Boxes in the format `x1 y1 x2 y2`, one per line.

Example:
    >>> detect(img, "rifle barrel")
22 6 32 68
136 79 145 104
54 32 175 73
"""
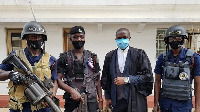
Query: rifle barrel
44 96 61 112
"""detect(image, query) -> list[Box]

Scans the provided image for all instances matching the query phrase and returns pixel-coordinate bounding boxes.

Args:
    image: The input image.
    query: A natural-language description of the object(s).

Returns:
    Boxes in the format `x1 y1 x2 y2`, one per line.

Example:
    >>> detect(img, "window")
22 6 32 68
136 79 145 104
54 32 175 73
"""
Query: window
6 29 26 55
63 28 73 52
187 30 200 52
156 28 167 58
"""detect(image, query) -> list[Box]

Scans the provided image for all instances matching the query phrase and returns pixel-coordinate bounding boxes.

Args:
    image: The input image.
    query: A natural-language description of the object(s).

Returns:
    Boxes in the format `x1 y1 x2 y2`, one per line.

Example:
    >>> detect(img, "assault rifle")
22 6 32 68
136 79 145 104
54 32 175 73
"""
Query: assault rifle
2 53 61 112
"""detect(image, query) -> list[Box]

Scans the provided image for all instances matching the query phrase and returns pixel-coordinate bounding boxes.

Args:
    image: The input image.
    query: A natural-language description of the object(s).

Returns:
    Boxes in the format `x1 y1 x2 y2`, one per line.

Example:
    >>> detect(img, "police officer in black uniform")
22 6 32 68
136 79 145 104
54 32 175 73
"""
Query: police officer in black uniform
57 26 103 112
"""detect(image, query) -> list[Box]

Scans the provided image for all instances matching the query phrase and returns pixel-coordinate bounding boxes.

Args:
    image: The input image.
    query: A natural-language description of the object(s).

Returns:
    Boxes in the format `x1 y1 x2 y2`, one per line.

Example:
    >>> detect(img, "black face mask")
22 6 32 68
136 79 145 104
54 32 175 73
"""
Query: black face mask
72 41 85 49
169 41 181 49
27 39 44 49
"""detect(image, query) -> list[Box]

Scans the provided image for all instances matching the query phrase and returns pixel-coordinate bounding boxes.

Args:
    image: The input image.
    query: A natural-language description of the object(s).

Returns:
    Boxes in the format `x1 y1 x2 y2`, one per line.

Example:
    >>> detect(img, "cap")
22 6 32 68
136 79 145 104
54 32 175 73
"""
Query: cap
69 26 85 35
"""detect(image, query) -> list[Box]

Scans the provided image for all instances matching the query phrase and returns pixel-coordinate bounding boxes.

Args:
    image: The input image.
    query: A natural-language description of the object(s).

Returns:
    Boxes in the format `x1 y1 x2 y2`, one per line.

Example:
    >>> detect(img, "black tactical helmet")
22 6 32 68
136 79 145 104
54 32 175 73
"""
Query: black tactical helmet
164 25 187 44
21 21 47 41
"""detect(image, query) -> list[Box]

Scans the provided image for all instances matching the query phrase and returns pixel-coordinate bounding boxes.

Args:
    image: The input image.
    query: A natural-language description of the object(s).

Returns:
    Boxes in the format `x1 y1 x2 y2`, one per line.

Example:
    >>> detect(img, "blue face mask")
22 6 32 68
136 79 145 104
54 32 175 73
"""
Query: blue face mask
116 39 129 50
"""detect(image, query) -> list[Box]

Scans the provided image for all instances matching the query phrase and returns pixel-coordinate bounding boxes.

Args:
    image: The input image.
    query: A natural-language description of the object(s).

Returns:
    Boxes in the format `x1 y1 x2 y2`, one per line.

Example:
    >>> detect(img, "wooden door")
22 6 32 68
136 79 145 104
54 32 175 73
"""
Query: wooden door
63 28 73 52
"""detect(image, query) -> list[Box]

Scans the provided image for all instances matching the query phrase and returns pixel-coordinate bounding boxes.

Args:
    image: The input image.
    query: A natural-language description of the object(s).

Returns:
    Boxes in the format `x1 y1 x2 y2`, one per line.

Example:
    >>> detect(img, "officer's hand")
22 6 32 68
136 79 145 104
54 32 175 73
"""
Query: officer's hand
70 88 82 102
41 101 49 108
98 98 103 111
114 77 125 85
105 99 112 109
152 105 160 112
9 71 26 85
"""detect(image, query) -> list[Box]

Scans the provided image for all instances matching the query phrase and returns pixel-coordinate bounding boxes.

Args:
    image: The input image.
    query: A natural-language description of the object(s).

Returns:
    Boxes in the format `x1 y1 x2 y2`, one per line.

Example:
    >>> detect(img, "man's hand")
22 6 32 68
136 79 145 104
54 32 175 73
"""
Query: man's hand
41 101 49 108
114 77 125 85
105 99 112 109
70 88 84 103
98 98 103 111
9 71 26 85
152 105 160 112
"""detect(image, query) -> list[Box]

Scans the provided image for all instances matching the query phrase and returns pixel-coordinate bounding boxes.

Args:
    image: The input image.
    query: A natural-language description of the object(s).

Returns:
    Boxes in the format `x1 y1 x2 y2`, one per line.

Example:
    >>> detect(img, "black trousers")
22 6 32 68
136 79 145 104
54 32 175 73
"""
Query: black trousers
64 100 98 112
64 99 79 112
113 98 128 112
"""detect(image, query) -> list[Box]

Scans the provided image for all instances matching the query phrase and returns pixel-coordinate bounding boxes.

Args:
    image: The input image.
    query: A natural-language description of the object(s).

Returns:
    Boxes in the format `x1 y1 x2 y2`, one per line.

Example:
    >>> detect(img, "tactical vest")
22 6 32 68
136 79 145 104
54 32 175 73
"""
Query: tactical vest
162 49 194 100
7 49 51 111
61 50 100 101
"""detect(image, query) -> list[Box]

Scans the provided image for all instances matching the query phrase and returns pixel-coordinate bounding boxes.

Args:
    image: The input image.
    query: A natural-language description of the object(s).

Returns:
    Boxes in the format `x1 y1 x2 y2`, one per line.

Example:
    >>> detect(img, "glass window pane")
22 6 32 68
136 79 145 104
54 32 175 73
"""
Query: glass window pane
157 29 166 40
11 33 22 51
159 40 165 49
156 28 167 58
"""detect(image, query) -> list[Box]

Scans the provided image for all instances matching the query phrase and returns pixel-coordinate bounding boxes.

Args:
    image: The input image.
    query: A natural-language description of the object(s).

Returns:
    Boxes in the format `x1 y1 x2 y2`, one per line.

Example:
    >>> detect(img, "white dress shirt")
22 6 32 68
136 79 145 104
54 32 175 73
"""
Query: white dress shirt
117 46 129 73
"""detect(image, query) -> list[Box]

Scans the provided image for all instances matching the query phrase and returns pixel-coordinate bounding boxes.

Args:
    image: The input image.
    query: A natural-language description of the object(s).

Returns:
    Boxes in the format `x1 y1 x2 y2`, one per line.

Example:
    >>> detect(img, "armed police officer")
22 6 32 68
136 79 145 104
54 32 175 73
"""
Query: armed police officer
57 26 103 112
153 25 200 112
0 21 58 112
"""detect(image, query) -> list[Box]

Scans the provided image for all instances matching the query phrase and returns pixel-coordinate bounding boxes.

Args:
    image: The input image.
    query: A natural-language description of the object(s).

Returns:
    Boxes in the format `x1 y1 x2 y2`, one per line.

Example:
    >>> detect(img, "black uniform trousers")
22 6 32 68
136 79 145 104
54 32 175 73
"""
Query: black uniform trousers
113 98 128 112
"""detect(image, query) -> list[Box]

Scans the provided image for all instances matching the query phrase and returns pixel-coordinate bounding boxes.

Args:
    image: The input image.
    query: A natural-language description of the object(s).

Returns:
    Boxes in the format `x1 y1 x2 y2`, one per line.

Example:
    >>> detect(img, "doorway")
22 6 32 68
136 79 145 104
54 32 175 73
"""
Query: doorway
63 28 73 52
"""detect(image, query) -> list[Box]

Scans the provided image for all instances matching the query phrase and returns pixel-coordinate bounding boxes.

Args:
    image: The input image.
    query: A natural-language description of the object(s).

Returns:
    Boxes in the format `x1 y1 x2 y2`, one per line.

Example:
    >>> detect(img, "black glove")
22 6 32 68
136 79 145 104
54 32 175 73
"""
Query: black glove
9 71 26 85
